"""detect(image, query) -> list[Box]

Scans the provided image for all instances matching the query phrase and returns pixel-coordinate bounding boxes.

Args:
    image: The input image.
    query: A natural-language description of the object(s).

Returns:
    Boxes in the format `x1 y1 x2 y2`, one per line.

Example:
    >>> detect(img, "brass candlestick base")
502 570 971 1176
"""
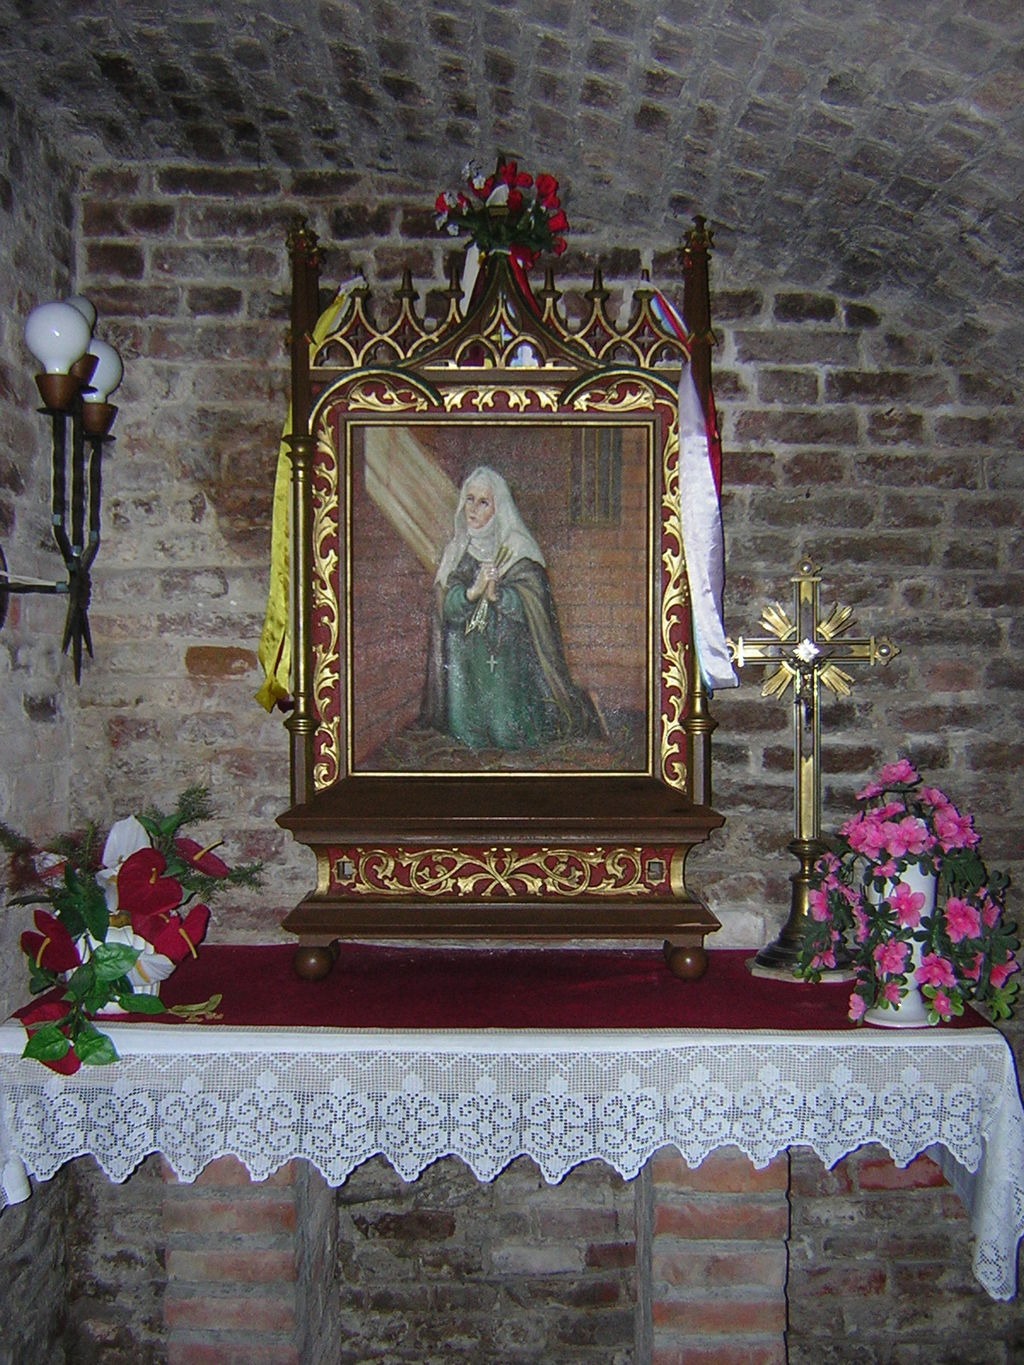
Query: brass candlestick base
749 837 855 980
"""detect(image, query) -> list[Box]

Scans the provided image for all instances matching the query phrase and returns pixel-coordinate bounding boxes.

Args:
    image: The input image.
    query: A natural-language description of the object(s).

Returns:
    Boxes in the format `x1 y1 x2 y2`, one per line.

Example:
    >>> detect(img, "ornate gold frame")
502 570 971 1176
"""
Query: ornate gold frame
278 223 723 979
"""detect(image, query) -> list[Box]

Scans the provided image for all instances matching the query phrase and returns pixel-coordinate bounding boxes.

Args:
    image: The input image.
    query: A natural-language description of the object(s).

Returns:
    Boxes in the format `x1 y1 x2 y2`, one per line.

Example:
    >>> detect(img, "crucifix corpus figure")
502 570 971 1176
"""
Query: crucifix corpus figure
729 558 899 979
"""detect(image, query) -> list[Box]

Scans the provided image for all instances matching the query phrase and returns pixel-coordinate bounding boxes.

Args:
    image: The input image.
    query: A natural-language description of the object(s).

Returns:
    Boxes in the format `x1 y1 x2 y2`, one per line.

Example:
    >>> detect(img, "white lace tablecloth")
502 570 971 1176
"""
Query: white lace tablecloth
2 1021 1022 1299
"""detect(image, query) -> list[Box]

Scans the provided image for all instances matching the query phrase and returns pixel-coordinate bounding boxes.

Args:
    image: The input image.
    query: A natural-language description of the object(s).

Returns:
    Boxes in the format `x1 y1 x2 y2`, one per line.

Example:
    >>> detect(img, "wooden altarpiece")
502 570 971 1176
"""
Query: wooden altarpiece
277 221 724 979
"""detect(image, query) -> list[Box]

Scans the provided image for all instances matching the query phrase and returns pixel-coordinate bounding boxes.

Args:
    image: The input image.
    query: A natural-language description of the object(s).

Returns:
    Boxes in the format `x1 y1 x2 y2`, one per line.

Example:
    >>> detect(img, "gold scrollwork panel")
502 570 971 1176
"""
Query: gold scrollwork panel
322 845 687 900
310 414 341 790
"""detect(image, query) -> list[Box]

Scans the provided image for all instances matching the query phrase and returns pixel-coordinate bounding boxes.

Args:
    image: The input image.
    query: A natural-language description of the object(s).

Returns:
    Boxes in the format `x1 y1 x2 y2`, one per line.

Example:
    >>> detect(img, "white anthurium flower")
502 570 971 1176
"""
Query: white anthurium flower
485 182 509 207
129 950 177 992
96 815 152 911
116 928 176 993
79 924 149 964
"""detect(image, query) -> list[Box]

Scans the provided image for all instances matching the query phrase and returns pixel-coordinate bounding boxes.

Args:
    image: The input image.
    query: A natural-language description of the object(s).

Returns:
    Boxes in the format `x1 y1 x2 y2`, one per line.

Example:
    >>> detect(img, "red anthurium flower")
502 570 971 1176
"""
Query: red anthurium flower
148 904 210 964
507 188 525 214
19 1000 81 1075
175 837 231 878
552 238 568 256
129 907 171 946
547 209 570 233
117 848 182 921
20 910 82 973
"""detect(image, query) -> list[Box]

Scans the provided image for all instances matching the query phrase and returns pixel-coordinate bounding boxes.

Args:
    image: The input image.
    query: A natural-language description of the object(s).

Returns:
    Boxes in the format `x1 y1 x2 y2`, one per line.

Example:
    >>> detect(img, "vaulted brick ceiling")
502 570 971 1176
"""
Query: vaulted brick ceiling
3 0 1022 331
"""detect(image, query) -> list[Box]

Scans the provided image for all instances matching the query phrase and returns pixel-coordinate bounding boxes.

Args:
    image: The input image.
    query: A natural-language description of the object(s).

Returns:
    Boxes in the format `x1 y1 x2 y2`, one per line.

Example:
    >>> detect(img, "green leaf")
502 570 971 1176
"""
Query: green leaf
117 992 166 1015
26 962 59 995
82 984 121 1015
23 1025 71 1062
140 784 214 840
90 942 141 982
79 882 110 941
228 862 264 890
0 821 33 857
988 979 1020 1021
48 865 108 942
75 1029 119 1066
990 994 1015 1021
136 814 162 841
53 885 87 938
64 961 97 1001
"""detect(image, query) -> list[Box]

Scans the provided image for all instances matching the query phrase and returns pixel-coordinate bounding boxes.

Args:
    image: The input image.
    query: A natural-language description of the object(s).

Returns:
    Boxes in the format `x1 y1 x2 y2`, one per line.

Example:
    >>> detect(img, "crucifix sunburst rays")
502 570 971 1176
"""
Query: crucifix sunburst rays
728 559 900 976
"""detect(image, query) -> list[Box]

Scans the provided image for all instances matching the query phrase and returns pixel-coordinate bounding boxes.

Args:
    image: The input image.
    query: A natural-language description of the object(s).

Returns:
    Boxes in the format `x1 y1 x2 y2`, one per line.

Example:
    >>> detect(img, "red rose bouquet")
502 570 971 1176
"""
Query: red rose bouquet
435 157 570 266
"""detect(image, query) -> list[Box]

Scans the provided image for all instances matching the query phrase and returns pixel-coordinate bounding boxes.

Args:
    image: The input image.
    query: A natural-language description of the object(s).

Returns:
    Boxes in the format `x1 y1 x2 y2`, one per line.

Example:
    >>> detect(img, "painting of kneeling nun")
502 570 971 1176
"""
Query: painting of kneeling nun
421 466 601 751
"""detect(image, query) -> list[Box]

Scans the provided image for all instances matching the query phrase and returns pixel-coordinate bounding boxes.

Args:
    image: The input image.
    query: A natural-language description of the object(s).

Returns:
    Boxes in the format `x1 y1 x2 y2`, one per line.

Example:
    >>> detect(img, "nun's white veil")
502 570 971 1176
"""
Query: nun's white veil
434 466 546 587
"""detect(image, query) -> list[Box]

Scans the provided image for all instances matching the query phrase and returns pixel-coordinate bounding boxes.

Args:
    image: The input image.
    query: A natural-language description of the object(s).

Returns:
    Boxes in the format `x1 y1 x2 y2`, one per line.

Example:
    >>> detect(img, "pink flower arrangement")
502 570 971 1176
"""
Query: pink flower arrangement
434 157 569 266
2 786 261 1071
797 760 1018 1025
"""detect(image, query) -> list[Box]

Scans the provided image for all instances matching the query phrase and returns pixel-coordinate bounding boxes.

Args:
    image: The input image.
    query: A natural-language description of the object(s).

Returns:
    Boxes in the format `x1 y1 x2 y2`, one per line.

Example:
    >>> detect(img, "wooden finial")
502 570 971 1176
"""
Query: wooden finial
684 215 714 253
287 216 320 264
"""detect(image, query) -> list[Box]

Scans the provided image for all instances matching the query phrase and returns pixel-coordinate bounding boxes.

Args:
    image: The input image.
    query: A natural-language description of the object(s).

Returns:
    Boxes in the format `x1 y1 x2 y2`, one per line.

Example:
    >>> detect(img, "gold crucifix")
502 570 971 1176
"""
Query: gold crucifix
729 558 899 976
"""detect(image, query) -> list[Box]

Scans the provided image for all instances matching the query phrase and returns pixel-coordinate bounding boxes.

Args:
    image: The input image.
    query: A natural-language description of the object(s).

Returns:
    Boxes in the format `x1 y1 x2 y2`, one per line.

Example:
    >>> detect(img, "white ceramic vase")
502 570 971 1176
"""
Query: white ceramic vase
76 927 177 1015
864 863 938 1029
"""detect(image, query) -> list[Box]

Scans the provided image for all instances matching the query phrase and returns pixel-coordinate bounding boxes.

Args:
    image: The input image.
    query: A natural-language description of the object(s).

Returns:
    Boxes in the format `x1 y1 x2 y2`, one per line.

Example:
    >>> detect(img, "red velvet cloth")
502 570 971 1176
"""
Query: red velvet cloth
141 944 982 1032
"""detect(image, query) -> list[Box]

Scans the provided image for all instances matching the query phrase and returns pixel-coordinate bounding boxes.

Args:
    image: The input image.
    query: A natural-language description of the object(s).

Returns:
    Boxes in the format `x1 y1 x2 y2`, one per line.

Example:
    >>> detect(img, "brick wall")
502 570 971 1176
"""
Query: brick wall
65 1154 166 1363
332 1155 638 1361
71 1139 1024 1361
155 1153 639 1362
0 1173 68 1364
647 1148 789 1365
0 88 78 1018
162 1157 304 1364
788 1144 1024 1362
3 1115 1022 1361
0 96 79 1364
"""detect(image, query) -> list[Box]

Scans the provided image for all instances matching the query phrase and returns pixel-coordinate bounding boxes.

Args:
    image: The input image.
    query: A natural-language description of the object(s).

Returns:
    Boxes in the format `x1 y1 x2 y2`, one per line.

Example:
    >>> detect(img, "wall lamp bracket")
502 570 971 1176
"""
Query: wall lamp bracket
0 297 122 683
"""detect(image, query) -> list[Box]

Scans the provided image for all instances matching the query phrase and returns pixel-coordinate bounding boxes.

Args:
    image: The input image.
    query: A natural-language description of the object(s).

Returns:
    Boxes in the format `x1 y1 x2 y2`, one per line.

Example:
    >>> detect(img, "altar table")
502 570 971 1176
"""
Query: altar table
1 946 1022 1300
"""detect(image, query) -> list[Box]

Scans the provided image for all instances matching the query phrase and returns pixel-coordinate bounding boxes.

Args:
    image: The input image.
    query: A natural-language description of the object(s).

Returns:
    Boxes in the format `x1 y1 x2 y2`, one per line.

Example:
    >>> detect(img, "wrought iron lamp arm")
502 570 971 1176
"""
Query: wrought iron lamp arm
0 389 113 683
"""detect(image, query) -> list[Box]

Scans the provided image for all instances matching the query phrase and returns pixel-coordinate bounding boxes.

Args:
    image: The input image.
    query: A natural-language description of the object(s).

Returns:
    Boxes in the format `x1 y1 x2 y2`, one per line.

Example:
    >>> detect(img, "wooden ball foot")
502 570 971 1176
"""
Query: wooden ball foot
293 943 339 981
664 942 708 980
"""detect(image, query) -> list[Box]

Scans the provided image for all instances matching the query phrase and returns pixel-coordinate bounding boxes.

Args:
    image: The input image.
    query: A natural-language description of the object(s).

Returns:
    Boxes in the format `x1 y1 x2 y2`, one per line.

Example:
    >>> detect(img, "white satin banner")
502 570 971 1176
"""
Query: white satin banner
677 364 738 691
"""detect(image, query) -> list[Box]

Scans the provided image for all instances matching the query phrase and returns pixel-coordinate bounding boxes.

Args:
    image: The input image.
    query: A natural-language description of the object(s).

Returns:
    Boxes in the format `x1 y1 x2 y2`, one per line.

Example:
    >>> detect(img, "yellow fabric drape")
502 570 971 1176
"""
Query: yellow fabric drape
255 285 357 711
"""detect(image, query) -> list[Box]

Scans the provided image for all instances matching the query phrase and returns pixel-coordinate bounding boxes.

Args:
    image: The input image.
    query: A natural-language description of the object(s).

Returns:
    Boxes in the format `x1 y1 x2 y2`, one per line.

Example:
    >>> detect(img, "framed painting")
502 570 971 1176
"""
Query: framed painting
346 417 654 778
277 225 724 978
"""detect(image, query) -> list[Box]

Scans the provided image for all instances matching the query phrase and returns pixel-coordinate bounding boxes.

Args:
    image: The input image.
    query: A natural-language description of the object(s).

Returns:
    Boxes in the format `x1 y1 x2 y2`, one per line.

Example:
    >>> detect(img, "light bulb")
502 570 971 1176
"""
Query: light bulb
24 300 92 375
65 295 97 332
83 338 124 403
